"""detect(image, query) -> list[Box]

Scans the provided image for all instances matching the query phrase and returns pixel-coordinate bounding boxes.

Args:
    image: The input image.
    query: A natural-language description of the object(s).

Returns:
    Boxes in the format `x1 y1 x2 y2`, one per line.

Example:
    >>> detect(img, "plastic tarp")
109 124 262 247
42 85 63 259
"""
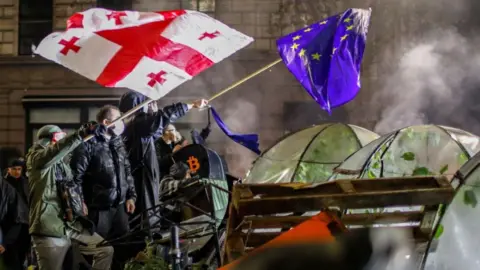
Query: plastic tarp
424 152 480 270
219 212 342 270
244 123 379 184
329 125 480 216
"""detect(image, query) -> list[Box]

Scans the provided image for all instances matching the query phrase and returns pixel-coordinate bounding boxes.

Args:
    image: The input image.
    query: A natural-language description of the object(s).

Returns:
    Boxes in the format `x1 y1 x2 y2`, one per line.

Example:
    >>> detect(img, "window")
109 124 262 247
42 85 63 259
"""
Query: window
181 0 215 12
23 96 120 151
19 0 53 55
97 0 133 10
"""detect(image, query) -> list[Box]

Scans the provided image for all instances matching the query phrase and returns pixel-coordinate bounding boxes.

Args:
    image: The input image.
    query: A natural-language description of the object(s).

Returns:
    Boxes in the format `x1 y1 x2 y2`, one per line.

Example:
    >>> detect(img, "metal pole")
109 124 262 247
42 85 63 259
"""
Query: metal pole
170 225 182 270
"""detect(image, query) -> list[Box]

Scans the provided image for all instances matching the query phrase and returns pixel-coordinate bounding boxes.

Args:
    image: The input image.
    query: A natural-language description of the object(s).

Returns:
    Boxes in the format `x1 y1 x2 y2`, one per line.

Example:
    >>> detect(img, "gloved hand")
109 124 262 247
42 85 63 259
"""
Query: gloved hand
78 123 108 138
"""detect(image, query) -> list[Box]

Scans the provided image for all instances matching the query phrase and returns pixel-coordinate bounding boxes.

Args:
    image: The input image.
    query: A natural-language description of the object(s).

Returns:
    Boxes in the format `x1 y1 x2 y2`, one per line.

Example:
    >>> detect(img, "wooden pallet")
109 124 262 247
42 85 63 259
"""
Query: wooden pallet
223 176 455 264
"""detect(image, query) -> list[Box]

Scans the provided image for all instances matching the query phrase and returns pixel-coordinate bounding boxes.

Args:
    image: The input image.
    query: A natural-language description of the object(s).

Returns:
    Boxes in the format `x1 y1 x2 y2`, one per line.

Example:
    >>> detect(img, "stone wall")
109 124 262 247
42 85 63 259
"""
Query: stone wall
0 0 16 55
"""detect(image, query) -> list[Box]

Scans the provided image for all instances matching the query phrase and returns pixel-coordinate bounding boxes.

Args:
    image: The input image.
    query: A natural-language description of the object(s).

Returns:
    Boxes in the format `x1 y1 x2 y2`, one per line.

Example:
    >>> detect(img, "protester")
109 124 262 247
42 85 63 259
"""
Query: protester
0 173 26 270
3 158 29 270
27 124 114 270
118 91 208 232
159 162 194 198
70 105 136 270
155 121 211 170
155 124 189 160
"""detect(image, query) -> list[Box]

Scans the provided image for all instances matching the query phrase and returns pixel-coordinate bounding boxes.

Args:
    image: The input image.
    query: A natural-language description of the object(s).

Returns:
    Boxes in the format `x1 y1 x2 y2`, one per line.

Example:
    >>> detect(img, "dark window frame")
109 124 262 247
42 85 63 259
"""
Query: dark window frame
18 0 54 55
96 0 133 10
23 96 120 152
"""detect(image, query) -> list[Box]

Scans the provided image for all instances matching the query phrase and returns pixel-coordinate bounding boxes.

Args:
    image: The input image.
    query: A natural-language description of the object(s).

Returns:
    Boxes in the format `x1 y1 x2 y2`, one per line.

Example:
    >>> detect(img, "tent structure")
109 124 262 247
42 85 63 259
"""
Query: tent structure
243 123 379 184
423 151 480 270
329 125 480 181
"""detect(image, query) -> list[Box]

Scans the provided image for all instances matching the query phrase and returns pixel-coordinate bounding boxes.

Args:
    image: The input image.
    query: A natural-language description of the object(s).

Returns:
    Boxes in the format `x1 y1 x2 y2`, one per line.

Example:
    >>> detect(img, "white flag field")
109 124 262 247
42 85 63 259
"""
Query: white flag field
35 8 254 100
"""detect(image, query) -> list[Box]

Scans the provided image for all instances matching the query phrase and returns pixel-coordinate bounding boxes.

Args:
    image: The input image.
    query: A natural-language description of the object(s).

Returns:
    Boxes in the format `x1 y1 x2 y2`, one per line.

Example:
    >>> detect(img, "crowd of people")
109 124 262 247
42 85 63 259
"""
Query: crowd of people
0 91 211 270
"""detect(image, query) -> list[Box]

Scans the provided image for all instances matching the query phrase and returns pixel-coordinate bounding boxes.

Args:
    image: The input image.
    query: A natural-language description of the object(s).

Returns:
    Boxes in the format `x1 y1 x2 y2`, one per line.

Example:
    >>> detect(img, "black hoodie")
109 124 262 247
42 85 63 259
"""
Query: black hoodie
118 91 188 230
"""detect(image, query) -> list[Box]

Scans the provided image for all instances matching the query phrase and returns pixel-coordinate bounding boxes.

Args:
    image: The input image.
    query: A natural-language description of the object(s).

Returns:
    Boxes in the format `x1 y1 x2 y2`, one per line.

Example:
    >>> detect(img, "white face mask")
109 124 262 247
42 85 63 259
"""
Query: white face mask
111 121 125 135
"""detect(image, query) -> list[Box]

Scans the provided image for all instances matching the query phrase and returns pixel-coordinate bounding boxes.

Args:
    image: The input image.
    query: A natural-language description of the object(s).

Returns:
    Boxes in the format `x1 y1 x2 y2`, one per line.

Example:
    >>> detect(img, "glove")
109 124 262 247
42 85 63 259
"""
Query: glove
78 123 108 138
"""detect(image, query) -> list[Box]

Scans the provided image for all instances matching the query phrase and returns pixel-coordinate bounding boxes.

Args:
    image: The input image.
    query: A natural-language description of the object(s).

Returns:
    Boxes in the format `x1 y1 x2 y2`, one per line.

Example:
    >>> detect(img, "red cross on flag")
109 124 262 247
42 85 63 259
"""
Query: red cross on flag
34 8 253 100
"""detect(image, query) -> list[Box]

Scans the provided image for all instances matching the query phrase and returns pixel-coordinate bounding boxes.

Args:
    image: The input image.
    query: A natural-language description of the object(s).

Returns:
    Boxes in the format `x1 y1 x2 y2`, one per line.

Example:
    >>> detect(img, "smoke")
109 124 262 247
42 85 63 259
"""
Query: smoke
373 0 480 135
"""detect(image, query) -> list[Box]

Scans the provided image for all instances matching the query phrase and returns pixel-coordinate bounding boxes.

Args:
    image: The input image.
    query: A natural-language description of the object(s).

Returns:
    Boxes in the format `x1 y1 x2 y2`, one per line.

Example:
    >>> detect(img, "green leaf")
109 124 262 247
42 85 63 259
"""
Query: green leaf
372 162 380 169
412 167 430 176
401 152 415 161
434 224 444 239
463 189 478 208
439 164 449 174
367 170 377 179
458 152 469 164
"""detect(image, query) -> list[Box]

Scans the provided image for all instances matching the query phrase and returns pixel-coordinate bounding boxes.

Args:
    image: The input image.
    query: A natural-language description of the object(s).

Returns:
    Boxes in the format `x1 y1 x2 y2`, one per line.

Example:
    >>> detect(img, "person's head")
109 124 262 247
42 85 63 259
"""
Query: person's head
163 124 177 142
169 162 191 180
37 125 65 146
96 105 124 135
7 158 24 179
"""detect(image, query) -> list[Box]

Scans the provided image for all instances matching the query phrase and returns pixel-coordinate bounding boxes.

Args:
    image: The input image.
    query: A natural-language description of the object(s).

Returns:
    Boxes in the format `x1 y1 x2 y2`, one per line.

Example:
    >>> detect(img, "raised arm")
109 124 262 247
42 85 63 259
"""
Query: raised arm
134 103 189 137
27 132 82 170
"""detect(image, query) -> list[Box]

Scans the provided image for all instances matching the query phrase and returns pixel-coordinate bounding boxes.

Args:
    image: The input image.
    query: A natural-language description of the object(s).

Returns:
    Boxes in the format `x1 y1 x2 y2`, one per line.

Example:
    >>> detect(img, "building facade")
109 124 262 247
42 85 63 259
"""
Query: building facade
0 0 389 175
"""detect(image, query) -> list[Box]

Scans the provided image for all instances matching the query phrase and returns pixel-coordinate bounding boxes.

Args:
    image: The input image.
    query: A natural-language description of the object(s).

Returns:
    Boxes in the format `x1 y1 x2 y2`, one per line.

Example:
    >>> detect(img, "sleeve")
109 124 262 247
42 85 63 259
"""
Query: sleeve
159 175 181 197
124 153 137 202
69 142 91 200
134 102 189 137
28 132 83 170
3 185 21 246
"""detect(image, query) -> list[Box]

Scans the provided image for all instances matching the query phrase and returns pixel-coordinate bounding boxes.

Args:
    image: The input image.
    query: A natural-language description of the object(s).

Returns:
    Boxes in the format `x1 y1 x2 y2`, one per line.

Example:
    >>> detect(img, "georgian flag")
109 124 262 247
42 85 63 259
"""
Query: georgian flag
34 9 253 100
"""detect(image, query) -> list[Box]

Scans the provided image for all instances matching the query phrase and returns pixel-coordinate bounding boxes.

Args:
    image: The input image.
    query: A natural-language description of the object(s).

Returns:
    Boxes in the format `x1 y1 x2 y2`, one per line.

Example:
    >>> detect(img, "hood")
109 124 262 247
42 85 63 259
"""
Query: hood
119 91 148 114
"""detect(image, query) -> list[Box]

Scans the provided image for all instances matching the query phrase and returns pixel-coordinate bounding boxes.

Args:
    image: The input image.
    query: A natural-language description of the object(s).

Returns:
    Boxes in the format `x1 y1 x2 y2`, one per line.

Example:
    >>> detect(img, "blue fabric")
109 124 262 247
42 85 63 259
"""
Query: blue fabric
276 8 371 113
211 107 260 155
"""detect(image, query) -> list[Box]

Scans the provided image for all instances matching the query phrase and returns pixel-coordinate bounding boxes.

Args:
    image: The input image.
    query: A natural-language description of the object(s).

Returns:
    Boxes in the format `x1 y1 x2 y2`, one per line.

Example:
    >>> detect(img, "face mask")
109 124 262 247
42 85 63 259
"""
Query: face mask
111 121 125 135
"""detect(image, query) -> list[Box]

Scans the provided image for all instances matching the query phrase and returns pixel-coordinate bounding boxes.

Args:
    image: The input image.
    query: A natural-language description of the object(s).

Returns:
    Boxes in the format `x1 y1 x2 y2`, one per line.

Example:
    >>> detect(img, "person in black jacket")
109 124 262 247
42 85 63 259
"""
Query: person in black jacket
70 105 137 270
118 91 208 233
70 105 136 239
3 158 30 270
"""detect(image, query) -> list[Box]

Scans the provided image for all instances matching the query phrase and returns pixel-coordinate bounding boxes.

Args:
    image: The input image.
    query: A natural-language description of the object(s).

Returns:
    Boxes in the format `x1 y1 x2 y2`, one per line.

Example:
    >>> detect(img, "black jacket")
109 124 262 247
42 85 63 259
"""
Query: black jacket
0 176 28 246
70 134 137 210
5 175 29 225
119 91 188 230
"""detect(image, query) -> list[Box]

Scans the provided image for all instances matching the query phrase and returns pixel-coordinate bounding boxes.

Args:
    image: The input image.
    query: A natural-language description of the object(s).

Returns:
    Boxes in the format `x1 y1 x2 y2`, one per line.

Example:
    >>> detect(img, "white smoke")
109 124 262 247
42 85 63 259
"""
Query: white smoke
374 27 480 134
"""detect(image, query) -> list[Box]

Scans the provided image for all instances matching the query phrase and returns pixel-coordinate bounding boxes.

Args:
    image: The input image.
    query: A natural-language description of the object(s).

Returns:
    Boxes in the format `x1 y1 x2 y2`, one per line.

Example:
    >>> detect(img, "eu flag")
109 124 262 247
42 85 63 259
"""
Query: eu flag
277 8 371 113
210 107 261 155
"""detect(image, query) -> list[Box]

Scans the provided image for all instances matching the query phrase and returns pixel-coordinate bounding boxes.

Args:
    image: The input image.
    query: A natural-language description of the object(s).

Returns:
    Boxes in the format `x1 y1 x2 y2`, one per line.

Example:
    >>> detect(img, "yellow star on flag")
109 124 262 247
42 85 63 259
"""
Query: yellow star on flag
299 49 306 57
319 20 327 25
346 25 354 31
304 28 312 32
311 53 321 60
332 47 337 54
291 43 299 50
292 35 301 41
344 17 352 23
341 34 348 41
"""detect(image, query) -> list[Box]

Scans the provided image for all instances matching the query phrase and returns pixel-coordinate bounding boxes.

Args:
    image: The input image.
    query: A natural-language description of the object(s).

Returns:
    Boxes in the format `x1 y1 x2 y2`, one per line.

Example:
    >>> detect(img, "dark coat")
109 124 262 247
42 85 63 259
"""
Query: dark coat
0 176 27 246
119 91 188 230
70 134 137 210
4 175 29 225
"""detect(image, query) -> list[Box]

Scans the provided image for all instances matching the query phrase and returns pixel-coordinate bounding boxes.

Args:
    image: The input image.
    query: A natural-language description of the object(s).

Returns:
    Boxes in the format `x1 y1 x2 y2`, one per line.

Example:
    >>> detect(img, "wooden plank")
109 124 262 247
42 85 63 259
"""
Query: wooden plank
236 188 454 216
239 225 430 248
338 181 356 193
239 211 424 230
234 176 447 199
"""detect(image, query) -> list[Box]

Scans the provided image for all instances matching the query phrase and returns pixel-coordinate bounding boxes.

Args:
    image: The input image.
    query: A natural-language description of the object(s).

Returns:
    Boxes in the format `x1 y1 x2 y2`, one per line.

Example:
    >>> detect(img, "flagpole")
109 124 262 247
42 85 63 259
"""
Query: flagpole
82 58 282 142
83 98 153 142
208 58 282 102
